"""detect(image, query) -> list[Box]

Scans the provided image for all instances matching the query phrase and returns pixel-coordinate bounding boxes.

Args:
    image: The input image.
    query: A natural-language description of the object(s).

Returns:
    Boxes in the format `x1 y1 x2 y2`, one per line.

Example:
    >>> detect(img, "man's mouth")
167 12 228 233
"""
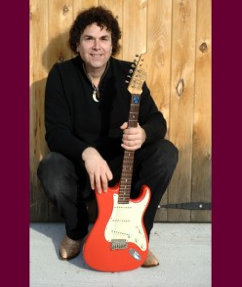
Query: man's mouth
90 54 102 58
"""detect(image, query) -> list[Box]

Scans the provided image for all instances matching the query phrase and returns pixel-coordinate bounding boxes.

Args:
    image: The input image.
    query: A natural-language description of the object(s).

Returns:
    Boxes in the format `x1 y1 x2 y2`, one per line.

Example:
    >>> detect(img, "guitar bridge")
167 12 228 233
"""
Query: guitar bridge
111 239 127 250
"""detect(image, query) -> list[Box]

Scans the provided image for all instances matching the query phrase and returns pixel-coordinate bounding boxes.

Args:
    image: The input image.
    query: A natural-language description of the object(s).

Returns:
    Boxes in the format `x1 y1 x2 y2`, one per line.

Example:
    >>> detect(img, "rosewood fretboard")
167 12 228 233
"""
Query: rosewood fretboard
118 94 141 204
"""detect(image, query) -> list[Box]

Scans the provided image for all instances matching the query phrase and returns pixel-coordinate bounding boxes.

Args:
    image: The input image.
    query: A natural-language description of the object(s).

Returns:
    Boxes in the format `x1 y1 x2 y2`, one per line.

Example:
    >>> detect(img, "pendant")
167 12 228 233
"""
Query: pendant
92 89 99 102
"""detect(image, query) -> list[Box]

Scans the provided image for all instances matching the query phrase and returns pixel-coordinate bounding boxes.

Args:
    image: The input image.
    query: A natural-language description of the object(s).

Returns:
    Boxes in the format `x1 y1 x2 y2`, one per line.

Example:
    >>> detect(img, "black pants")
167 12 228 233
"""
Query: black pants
37 140 178 241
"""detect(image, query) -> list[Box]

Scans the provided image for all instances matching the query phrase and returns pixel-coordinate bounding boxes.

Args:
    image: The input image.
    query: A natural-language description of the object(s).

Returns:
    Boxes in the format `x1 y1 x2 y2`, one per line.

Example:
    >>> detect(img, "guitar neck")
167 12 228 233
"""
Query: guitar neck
127 94 140 128
118 94 141 204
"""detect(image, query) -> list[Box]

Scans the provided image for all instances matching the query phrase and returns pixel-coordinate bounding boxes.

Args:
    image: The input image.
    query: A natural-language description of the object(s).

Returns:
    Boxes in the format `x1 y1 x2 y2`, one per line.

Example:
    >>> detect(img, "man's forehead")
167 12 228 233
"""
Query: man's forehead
83 23 110 34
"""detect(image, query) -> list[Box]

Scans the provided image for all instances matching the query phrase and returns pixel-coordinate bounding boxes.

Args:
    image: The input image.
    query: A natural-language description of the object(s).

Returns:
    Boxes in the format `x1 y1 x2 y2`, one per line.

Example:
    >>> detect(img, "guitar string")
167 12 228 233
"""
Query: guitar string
114 99 139 246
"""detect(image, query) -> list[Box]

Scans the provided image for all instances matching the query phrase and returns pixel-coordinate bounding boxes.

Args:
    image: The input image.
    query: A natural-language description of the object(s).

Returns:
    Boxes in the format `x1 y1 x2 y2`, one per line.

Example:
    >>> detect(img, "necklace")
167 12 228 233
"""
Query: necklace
92 86 99 102
87 72 100 102
82 61 109 102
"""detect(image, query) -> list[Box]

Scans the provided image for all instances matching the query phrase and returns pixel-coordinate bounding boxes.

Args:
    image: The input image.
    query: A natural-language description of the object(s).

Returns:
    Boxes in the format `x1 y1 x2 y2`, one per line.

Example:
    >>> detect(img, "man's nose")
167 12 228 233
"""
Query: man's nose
93 39 100 49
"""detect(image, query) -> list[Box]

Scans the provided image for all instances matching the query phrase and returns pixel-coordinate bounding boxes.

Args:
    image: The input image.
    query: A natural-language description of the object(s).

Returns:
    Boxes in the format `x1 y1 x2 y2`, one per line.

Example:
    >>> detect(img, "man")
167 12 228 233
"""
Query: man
37 6 178 268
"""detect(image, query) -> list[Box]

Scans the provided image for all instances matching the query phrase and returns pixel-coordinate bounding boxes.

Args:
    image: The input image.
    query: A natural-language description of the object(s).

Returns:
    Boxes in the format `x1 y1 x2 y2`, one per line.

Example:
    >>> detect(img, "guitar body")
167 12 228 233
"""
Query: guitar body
83 183 151 272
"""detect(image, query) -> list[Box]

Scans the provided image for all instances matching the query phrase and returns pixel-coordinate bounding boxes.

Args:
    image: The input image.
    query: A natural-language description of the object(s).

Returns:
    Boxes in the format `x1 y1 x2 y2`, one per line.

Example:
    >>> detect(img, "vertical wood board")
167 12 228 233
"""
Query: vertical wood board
191 0 211 222
167 0 197 222
122 0 147 61
147 0 173 222
30 0 50 221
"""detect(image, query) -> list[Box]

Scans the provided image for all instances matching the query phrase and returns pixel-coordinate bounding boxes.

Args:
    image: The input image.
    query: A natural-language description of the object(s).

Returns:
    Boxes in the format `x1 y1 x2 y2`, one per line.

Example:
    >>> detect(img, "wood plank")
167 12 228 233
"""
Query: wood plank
122 0 147 61
146 0 172 122
30 0 49 221
47 0 73 72
73 0 98 15
168 0 197 222
99 0 123 59
191 0 211 222
47 0 74 221
146 0 173 222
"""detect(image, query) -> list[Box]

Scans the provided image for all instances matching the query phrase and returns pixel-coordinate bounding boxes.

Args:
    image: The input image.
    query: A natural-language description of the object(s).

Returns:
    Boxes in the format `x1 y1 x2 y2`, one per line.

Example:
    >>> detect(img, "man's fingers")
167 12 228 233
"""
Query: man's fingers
93 169 113 194
101 174 108 193
94 174 102 194
107 170 113 181
89 174 95 190
120 122 128 130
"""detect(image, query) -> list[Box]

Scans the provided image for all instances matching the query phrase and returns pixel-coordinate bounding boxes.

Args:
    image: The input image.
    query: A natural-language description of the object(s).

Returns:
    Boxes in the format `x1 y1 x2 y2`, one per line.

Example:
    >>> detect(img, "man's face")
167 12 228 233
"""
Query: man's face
76 23 112 72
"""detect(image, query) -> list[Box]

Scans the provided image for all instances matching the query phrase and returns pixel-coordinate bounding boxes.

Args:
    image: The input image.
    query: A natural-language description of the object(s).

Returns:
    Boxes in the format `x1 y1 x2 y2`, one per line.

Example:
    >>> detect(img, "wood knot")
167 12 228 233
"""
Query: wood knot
176 79 184 97
140 0 147 9
63 5 69 14
199 42 208 53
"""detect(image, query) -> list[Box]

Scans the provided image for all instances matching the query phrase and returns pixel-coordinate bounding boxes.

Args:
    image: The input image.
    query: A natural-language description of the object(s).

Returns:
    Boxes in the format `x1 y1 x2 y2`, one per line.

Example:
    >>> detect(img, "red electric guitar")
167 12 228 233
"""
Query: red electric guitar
83 53 150 272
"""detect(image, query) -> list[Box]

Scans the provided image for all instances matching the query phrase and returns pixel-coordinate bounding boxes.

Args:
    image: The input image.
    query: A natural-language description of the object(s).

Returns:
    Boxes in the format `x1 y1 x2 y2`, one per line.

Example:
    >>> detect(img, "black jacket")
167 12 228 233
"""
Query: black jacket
45 55 167 164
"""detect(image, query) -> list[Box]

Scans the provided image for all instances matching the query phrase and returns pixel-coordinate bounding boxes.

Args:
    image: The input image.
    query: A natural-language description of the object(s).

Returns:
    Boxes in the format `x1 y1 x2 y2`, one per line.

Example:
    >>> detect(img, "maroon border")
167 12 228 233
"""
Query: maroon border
1 2 29 286
212 0 242 286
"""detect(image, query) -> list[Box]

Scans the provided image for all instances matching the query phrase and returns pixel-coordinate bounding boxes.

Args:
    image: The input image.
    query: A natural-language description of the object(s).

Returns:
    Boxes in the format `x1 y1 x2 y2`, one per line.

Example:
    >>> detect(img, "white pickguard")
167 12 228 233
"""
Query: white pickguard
104 189 150 251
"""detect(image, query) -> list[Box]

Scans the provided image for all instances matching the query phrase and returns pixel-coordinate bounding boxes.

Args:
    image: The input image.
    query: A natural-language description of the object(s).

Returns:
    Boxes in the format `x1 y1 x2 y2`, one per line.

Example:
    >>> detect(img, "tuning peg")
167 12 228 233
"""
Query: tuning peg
129 69 134 73
125 80 130 83
127 75 132 78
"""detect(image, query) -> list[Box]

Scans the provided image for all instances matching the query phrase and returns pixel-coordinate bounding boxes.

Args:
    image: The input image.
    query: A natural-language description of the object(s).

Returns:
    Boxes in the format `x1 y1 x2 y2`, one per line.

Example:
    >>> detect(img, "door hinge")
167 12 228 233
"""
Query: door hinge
158 202 211 210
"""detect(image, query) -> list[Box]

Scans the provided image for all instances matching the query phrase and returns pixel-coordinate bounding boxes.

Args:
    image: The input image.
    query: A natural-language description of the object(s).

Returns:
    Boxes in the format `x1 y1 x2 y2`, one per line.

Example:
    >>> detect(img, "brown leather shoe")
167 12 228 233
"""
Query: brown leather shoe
59 235 82 260
141 250 160 267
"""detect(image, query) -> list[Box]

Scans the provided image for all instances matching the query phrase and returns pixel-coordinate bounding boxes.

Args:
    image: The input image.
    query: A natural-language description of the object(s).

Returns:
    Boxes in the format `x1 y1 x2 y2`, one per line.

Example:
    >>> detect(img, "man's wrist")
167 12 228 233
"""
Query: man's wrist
82 147 96 161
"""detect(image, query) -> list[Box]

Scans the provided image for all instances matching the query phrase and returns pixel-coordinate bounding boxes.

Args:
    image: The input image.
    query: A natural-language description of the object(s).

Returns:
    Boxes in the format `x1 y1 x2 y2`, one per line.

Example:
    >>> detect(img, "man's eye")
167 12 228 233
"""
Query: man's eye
83 36 93 41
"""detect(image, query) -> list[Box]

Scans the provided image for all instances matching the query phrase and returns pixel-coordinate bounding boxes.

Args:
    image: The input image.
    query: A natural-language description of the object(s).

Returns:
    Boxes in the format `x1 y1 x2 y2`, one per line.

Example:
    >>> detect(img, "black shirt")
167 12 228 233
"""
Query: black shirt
45 55 167 164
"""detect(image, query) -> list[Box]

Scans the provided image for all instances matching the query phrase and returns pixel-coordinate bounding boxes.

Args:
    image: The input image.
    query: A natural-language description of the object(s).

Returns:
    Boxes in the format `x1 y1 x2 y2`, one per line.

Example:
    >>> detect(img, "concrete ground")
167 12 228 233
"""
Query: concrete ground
30 222 211 287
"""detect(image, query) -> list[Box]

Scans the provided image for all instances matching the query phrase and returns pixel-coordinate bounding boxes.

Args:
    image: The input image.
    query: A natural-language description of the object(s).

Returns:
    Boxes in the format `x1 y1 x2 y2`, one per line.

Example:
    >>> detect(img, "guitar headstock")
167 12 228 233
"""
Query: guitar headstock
127 52 148 95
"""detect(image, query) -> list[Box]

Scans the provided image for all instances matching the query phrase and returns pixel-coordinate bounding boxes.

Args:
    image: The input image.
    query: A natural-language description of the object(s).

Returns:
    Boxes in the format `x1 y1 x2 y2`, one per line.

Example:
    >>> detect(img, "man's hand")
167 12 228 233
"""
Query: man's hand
120 122 147 151
82 147 113 194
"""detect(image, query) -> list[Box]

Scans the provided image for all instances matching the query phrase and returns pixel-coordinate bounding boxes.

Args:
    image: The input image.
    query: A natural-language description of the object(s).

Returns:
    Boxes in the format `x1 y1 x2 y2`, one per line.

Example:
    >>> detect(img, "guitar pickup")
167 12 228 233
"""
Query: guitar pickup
111 239 127 250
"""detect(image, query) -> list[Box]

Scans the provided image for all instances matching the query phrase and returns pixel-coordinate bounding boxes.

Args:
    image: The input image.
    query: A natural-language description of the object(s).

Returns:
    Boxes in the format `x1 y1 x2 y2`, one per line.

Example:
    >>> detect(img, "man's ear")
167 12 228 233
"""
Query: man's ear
76 43 80 53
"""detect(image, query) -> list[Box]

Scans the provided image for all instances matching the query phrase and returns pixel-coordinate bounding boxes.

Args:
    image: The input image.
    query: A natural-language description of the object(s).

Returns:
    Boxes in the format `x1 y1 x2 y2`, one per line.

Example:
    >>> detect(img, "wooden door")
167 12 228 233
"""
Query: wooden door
30 0 211 222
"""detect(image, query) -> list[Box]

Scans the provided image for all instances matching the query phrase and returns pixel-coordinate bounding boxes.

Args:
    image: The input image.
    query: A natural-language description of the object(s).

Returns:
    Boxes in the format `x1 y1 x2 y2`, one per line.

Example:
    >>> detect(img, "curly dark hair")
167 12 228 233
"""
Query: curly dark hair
68 6 122 56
